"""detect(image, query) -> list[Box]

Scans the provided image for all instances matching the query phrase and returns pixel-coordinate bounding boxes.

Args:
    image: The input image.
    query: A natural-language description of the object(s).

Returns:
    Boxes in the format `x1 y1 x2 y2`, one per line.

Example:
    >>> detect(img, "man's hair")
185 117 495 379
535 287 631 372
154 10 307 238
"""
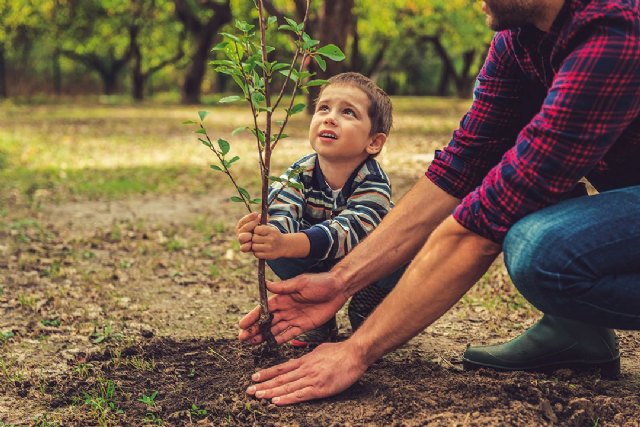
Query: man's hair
320 72 393 136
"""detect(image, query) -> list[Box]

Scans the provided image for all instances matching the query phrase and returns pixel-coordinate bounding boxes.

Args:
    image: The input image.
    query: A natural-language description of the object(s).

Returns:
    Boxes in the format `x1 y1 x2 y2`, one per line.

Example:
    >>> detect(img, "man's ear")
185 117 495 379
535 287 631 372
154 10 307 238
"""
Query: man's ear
366 133 387 155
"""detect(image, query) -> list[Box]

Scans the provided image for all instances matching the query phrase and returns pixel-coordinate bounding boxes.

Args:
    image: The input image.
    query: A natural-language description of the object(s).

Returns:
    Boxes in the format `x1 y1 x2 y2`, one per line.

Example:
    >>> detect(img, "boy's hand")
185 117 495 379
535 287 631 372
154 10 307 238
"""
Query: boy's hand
236 212 260 253
251 225 286 259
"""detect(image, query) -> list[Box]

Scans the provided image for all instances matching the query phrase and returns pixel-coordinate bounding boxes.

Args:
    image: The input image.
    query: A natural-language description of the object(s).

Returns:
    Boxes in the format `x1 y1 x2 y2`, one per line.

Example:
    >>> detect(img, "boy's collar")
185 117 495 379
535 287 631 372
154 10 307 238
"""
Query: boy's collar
312 154 370 195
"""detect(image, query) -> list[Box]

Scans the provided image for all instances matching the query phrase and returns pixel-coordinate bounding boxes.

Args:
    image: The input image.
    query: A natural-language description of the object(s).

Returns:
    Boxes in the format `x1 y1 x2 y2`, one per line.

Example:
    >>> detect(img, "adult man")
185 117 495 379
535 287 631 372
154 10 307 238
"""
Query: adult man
237 0 640 405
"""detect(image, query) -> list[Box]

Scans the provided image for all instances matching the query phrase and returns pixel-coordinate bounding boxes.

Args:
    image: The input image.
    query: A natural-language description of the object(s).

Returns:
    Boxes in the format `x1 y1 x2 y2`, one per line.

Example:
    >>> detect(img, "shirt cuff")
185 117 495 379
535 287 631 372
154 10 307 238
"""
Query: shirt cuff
302 227 332 259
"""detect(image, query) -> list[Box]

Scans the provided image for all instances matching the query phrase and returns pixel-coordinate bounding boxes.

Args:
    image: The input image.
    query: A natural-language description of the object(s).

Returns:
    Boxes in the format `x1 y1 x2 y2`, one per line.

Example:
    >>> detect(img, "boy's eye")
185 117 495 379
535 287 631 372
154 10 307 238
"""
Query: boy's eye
317 104 329 112
343 108 357 117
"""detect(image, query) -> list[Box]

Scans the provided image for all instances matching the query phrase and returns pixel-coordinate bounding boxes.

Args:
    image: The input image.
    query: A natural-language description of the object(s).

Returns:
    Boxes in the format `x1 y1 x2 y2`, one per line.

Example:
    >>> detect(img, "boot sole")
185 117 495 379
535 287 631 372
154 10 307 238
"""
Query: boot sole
462 356 620 380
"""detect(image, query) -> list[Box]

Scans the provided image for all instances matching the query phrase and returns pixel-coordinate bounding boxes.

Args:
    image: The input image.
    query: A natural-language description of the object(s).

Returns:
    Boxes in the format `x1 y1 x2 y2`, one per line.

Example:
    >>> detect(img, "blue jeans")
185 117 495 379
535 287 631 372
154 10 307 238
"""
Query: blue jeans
503 185 640 330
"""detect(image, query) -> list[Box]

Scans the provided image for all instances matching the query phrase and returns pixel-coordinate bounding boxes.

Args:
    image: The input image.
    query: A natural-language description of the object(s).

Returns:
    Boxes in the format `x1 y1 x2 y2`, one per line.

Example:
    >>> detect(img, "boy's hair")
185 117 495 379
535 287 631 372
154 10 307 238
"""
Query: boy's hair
320 72 393 136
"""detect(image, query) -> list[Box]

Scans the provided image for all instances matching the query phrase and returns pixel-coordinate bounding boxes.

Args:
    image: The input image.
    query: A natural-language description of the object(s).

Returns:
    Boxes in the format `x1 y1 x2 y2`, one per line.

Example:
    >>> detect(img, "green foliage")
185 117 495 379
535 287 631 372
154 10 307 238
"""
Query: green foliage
191 6 344 212
138 390 158 407
82 377 124 426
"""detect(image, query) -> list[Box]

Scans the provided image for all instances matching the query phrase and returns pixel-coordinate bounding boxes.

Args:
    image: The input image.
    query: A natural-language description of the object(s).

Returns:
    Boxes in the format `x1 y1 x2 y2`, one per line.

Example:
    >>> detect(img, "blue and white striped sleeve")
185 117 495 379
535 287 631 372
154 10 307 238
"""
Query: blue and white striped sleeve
267 168 304 234
304 175 392 260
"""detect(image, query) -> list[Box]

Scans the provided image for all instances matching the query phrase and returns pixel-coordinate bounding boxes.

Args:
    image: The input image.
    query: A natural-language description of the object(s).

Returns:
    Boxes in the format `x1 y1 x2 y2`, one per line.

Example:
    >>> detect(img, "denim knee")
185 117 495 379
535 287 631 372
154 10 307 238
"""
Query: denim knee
503 215 564 313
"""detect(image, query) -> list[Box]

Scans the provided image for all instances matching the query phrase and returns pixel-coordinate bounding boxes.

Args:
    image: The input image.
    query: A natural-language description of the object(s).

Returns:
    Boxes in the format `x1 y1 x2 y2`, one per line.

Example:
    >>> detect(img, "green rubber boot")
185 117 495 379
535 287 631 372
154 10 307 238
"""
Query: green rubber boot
463 315 620 379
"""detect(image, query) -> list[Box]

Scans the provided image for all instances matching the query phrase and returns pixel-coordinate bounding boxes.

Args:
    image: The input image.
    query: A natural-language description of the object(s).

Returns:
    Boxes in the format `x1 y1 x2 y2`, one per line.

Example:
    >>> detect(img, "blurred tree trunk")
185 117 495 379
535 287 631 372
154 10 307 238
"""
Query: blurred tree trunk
0 43 6 98
174 0 231 104
425 35 480 98
52 48 62 96
129 22 185 101
263 0 354 112
61 48 131 95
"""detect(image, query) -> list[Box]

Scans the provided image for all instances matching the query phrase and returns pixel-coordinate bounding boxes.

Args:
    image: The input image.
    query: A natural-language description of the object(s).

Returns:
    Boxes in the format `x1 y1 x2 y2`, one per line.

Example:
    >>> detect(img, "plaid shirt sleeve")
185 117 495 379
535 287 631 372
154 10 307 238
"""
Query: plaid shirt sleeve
430 12 640 243
426 32 537 200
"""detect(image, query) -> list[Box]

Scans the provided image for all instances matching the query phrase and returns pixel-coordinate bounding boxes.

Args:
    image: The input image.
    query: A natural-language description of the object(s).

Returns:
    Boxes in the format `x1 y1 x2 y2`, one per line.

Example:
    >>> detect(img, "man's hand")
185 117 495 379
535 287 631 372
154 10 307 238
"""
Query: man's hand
236 212 260 253
238 272 347 345
246 341 368 405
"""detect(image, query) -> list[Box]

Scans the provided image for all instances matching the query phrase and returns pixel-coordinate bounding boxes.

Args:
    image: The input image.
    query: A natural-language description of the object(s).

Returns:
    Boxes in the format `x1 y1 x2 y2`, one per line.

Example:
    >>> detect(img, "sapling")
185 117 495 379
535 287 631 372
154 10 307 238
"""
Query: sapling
186 0 344 346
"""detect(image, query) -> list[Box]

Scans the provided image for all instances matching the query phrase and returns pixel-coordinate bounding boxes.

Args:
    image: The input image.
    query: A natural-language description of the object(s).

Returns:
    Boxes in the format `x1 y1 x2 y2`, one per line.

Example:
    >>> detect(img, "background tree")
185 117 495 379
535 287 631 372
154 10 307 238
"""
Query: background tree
261 0 354 110
129 0 186 101
174 0 232 104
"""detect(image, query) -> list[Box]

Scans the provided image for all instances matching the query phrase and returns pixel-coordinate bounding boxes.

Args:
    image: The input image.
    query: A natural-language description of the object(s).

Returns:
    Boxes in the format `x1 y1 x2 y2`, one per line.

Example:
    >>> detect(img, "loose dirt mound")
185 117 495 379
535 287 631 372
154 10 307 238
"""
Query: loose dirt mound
43 337 640 426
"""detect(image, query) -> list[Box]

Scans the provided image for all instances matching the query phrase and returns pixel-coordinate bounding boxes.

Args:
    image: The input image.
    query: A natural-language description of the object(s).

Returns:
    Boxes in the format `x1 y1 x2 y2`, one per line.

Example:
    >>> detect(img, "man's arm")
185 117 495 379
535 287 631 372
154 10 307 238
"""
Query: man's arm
238 176 459 344
246 215 501 405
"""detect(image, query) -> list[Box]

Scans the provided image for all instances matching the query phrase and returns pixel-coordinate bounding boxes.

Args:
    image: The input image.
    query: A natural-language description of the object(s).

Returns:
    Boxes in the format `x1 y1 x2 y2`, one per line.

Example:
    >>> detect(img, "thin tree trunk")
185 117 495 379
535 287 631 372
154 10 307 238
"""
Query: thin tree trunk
175 0 231 104
0 43 7 99
52 49 62 95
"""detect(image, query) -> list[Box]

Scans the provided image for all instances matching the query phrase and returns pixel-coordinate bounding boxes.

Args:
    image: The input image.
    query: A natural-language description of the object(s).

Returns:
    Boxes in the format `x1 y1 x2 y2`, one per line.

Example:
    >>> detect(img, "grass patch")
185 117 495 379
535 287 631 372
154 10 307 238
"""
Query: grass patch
0 98 466 205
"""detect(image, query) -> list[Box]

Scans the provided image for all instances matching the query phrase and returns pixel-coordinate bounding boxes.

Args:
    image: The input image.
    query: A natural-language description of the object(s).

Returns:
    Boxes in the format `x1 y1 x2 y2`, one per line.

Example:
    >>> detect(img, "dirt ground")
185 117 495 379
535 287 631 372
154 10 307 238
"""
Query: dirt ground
1 190 640 426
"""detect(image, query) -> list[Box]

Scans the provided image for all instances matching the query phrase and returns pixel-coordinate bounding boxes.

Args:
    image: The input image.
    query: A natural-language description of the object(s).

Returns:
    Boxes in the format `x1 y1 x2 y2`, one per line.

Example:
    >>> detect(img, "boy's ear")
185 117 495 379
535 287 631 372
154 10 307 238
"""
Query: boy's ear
366 133 387 155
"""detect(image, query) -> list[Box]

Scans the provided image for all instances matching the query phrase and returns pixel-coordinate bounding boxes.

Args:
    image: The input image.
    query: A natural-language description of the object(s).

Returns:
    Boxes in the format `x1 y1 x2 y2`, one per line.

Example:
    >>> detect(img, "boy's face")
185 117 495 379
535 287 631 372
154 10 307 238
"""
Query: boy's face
309 84 385 164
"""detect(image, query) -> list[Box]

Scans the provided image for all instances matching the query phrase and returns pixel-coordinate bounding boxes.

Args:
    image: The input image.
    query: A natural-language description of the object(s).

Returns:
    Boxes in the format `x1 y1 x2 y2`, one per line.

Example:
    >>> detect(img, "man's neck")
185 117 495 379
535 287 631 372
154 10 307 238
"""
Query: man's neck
534 0 565 32
317 155 366 190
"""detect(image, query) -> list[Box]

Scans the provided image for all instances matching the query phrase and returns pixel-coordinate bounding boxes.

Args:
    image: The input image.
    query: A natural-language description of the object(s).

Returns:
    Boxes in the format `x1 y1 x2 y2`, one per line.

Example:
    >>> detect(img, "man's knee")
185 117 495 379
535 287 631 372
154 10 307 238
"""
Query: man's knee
503 215 565 308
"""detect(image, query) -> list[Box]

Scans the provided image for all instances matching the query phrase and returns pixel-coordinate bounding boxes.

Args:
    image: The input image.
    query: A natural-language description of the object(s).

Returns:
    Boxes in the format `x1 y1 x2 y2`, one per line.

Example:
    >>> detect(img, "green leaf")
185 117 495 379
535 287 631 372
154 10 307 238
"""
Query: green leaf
230 196 244 203
198 138 211 148
288 103 306 115
306 79 329 87
198 111 208 121
251 91 266 105
219 95 243 104
279 69 298 82
302 33 320 50
316 44 346 61
289 182 304 190
232 127 247 136
182 120 197 125
314 55 327 72
238 187 251 199
284 17 299 31
235 20 255 33
220 32 241 43
227 156 240 166
210 164 223 171
272 63 290 72
278 24 295 33
250 198 261 204
211 41 229 51
267 16 277 27
209 59 236 67
195 128 207 135
269 176 283 183
217 139 230 156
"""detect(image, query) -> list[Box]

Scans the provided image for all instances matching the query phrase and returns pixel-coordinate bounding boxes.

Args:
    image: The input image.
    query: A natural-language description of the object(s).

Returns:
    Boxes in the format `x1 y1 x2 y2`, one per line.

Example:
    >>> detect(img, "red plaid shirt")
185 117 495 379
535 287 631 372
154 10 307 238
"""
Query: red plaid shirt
427 0 640 243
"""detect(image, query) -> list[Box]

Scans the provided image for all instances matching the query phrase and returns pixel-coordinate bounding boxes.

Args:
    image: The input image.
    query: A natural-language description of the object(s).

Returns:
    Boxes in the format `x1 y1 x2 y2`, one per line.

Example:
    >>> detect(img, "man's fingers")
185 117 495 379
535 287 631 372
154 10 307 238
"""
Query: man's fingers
251 377 312 401
239 306 261 330
266 279 299 295
252 358 302 383
275 326 304 344
272 386 318 405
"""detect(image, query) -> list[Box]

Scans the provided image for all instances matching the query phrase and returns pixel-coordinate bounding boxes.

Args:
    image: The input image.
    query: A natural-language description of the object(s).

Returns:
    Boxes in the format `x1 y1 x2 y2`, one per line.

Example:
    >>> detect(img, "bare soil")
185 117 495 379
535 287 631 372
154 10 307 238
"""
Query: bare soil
1 192 639 426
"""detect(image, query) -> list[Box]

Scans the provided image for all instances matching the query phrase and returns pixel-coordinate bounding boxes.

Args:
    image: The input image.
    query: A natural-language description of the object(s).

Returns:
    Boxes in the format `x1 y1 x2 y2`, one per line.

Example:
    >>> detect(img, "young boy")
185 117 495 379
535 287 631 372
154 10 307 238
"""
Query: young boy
235 72 405 347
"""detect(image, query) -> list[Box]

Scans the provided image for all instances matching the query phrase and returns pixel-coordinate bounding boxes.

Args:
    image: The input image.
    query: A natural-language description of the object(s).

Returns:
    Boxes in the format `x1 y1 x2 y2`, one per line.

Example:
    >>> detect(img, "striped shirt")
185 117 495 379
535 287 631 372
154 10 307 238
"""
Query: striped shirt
268 153 393 260
427 0 640 243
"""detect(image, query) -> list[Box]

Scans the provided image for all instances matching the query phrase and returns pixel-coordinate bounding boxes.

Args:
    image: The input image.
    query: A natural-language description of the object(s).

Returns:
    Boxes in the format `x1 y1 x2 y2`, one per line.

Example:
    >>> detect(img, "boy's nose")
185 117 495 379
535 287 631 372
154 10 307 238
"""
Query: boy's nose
323 115 337 125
